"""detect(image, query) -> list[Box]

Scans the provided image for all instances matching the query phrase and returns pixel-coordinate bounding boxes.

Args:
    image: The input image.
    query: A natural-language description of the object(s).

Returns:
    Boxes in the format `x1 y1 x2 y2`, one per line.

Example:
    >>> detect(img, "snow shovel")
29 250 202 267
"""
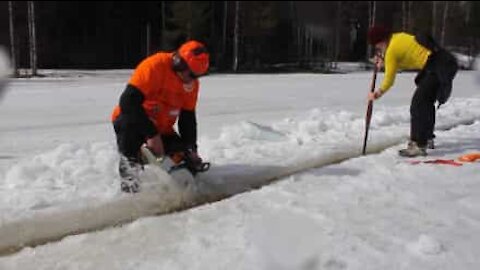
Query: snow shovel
362 62 378 155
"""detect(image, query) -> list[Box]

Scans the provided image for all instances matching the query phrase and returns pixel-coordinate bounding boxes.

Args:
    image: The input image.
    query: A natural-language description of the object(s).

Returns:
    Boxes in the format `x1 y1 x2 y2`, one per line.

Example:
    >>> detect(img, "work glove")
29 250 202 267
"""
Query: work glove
185 147 203 167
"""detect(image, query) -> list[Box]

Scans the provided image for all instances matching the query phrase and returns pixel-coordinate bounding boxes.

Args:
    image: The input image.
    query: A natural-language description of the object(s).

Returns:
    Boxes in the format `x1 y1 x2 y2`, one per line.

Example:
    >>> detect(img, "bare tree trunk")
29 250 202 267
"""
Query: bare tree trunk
210 1 215 44
334 1 342 67
367 1 377 60
222 1 228 54
232 1 239 72
8 1 18 77
297 25 302 65
288 1 300 65
161 1 166 48
309 30 315 65
304 28 310 62
402 1 408 31
369 1 377 27
465 1 471 24
432 1 437 38
146 22 151 56
464 1 475 68
27 1 37 76
186 2 192 40
440 1 449 46
408 1 413 31
309 29 314 62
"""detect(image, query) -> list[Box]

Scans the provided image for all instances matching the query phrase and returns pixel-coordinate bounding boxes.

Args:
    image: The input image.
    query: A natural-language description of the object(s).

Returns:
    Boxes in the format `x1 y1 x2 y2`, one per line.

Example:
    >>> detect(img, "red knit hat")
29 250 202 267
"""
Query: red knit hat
367 25 391 45
178 40 209 76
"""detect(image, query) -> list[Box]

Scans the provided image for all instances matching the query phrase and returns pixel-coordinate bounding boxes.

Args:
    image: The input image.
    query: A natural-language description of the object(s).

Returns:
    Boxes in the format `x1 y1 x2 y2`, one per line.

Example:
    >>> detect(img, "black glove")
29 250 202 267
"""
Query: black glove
183 147 210 174
185 147 202 167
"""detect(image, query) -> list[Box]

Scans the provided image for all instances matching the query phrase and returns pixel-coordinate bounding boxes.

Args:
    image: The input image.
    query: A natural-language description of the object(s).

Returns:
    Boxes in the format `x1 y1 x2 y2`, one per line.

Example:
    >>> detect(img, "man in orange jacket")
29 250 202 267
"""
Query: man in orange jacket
112 40 209 193
367 25 458 157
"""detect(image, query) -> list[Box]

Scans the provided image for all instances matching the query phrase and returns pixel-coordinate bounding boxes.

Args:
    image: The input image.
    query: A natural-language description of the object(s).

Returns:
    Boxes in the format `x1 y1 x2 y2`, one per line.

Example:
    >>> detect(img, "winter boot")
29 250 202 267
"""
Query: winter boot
119 154 143 193
398 141 427 157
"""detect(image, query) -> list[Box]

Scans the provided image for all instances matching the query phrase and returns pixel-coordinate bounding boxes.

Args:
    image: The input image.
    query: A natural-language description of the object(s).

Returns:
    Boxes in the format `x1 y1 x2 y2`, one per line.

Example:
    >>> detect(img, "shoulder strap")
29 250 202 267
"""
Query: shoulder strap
415 32 441 52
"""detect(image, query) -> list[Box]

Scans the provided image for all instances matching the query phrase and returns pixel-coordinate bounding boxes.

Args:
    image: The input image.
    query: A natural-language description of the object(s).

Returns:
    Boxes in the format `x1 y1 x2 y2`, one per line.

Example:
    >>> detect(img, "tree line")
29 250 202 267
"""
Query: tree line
1 1 479 76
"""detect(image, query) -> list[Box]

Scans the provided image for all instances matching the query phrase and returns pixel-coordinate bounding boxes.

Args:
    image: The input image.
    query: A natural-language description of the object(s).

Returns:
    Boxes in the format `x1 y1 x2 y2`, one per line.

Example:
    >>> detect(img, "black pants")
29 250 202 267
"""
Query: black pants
410 71 439 147
410 48 458 147
113 114 186 160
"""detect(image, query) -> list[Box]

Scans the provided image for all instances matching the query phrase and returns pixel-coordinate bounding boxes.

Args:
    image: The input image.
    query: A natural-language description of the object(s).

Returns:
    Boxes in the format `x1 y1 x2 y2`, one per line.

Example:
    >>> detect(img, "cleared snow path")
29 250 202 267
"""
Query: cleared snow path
1 96 479 255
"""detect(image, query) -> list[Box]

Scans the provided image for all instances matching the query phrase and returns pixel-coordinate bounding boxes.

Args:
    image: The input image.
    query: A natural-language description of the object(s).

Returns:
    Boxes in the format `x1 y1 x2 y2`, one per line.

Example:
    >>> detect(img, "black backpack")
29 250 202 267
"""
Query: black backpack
415 32 458 105
415 32 441 53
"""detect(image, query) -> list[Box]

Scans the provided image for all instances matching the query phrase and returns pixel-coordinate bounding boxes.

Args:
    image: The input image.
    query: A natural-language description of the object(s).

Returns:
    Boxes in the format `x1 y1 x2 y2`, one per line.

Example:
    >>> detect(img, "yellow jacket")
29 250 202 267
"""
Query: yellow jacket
380 33 432 92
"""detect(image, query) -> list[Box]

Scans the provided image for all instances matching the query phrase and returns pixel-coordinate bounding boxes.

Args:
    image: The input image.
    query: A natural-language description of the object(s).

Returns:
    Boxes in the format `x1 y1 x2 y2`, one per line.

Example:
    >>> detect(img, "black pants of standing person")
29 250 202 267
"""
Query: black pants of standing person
410 71 438 147
410 48 458 148
410 63 439 148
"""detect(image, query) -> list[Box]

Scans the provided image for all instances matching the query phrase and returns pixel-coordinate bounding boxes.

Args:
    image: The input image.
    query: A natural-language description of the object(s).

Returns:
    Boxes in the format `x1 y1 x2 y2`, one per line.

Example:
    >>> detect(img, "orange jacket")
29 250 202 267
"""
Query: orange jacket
111 52 199 135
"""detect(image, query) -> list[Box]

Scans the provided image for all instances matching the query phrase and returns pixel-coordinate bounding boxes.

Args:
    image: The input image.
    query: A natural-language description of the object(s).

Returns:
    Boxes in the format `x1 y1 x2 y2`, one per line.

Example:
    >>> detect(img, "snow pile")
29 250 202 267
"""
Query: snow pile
1 142 119 221
201 97 480 167
0 70 479 268
2 97 480 224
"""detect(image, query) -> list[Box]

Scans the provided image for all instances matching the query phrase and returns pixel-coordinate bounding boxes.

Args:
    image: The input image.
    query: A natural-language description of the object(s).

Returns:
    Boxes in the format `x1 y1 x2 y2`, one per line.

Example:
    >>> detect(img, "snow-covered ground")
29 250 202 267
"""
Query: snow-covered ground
0 68 479 269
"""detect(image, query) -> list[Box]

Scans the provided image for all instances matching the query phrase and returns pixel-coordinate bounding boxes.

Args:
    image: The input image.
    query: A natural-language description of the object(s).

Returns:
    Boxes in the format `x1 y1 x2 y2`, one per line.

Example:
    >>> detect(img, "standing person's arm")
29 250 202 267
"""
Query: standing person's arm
369 47 398 101
378 47 398 94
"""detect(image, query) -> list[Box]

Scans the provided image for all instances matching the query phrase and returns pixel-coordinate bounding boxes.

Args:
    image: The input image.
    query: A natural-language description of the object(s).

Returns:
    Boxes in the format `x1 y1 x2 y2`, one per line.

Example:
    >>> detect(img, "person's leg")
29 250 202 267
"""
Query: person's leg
424 88 437 150
410 73 438 147
113 115 146 193
400 72 438 157
427 116 436 149
113 115 146 160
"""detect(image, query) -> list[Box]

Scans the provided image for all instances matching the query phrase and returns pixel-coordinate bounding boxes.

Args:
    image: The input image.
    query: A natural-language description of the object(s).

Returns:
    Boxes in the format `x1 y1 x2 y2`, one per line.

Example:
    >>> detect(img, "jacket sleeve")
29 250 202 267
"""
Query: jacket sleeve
178 109 197 151
379 47 398 93
119 84 158 138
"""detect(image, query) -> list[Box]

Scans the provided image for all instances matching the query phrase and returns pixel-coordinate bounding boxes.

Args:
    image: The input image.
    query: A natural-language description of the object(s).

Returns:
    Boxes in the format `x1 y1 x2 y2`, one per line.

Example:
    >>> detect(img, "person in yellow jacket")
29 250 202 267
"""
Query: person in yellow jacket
367 25 458 157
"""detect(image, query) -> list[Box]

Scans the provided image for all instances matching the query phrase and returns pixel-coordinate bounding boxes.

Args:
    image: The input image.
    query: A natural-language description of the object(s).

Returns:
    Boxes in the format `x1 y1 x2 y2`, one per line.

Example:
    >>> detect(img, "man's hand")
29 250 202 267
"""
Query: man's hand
186 150 203 167
184 148 210 173
374 55 384 69
368 89 383 101
146 134 164 156
369 55 384 69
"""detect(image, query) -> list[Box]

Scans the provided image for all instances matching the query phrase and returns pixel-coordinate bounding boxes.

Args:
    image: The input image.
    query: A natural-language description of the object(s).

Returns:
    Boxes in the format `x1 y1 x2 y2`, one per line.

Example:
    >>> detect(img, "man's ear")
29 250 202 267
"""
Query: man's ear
172 53 188 72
